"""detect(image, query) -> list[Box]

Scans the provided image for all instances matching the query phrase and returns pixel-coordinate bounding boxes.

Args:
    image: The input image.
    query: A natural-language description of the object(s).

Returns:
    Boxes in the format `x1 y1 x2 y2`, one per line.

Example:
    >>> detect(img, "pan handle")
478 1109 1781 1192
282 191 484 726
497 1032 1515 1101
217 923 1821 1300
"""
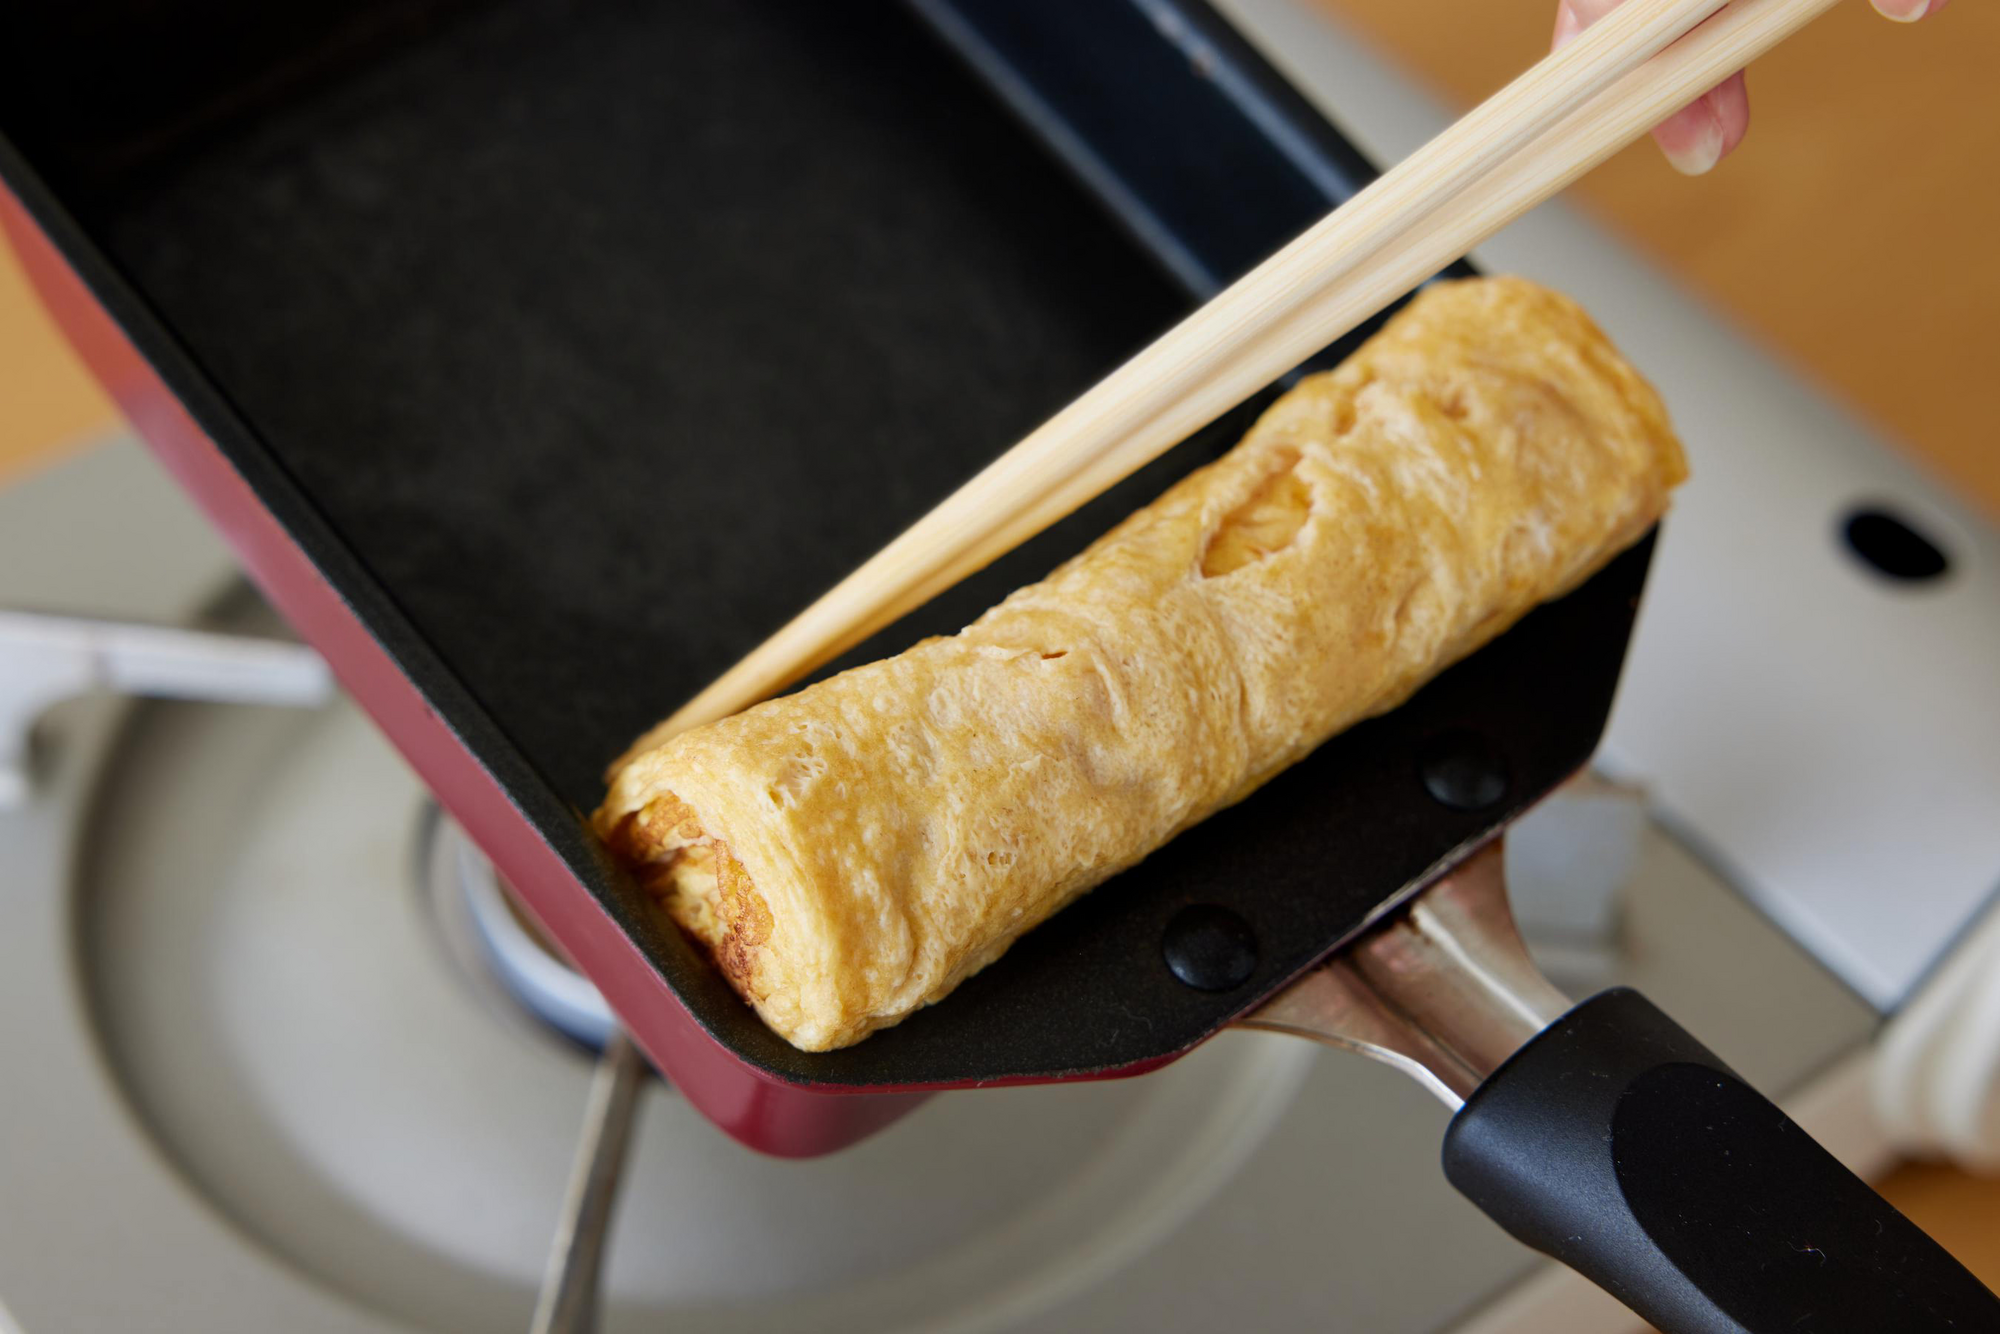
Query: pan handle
1241 843 2000 1332
1443 987 2000 1334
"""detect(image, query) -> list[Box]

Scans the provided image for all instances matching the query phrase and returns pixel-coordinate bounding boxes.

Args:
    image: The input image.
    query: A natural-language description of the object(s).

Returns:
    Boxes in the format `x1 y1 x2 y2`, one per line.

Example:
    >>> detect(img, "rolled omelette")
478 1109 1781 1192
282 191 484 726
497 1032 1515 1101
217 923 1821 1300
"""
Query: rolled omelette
597 276 1687 1052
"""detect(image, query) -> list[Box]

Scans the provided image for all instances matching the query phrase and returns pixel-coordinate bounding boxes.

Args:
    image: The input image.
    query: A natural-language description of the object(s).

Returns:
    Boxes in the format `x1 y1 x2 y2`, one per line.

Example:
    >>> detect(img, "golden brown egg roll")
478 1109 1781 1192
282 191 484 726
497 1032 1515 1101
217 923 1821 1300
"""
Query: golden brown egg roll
596 276 1687 1052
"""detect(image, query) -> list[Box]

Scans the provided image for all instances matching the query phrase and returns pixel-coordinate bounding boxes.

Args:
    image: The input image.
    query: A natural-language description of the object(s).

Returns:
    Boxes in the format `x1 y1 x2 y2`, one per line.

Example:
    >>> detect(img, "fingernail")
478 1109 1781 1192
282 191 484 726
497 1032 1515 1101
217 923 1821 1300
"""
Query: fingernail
1553 1 1584 48
1871 0 1929 21
1660 111 1725 176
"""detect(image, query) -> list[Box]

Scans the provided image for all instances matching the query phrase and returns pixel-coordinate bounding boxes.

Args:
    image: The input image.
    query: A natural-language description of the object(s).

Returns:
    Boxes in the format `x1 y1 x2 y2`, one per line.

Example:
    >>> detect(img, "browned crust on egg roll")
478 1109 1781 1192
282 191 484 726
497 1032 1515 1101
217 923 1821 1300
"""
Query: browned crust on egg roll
595 276 1688 1051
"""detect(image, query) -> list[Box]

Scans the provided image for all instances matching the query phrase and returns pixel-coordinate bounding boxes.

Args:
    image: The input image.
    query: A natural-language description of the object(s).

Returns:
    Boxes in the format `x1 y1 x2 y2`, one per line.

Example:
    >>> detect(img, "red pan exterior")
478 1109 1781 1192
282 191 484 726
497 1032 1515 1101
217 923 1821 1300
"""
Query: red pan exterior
2 186 928 1157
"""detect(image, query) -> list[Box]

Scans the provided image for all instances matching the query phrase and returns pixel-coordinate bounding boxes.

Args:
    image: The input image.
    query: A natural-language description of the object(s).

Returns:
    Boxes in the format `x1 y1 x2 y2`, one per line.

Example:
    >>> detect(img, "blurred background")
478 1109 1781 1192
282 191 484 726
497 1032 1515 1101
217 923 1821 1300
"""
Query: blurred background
1 1 1996 1330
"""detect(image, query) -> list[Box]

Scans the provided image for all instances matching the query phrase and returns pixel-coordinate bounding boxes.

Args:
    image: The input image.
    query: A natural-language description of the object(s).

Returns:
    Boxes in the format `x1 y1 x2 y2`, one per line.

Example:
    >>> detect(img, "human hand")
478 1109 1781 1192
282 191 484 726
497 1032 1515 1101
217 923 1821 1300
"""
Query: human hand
1551 0 1949 175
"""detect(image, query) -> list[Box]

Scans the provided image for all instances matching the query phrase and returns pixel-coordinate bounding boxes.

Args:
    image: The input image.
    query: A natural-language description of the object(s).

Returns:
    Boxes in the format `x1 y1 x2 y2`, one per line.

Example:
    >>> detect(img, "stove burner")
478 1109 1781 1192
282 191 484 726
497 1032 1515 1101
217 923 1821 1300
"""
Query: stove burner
65 691 1317 1331
420 806 620 1054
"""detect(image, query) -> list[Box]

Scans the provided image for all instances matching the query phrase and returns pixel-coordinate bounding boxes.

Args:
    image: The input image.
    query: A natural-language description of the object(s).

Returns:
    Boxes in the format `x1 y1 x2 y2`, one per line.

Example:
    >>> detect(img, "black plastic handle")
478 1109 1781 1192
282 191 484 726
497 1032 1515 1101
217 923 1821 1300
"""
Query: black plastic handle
1443 988 2000 1333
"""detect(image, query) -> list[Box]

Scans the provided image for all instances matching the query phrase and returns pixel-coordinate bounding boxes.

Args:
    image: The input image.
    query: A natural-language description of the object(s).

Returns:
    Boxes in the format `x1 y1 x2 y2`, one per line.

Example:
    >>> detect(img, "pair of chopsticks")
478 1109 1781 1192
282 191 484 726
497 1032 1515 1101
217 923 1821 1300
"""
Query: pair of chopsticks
625 0 1838 760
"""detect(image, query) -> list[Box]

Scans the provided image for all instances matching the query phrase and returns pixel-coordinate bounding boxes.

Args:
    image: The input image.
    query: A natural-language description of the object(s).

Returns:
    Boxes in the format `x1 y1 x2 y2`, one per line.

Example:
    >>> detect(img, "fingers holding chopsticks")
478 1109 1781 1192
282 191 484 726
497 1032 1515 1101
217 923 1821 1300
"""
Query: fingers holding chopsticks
1655 67 1748 176
1872 0 1948 20
1552 0 1943 176
1554 0 1743 173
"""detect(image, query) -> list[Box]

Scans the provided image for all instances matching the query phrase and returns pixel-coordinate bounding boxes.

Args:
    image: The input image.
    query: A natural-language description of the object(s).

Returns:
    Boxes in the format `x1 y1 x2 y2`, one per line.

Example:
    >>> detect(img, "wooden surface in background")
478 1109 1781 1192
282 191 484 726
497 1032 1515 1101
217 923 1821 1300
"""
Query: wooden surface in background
2 0 1997 1304
1313 0 2000 1295
1313 0 2000 520
0 235 111 479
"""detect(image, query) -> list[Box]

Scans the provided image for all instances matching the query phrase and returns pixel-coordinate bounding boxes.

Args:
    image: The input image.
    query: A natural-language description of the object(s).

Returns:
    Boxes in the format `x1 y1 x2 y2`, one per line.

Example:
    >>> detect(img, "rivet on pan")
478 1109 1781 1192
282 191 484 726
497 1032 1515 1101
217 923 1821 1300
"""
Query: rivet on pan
1418 729 1509 812
1162 905 1259 991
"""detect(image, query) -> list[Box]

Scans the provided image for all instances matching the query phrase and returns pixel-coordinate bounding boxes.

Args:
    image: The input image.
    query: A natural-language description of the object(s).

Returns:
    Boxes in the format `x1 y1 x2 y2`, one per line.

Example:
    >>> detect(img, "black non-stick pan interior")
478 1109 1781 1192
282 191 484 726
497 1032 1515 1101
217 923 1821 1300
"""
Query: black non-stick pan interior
0 0 1652 1086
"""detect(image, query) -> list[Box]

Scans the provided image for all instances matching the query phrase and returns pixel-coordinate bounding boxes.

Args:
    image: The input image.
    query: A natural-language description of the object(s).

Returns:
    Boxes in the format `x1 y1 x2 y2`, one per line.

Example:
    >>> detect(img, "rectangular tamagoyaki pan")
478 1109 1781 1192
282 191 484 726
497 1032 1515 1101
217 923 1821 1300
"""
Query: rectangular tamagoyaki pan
0 0 1650 1154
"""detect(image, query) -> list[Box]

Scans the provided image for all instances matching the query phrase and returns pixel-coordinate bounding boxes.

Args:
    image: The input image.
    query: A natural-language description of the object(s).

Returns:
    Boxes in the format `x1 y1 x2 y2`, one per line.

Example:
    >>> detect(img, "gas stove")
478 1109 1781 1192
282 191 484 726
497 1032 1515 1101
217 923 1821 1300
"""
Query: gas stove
0 441 1886 1334
3 2 1997 1330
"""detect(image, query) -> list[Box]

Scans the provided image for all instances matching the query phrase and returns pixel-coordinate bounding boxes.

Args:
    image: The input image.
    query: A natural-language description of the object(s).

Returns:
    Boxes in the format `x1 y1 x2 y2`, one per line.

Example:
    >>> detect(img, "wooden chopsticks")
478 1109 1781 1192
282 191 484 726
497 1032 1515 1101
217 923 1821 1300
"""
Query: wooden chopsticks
628 0 1839 758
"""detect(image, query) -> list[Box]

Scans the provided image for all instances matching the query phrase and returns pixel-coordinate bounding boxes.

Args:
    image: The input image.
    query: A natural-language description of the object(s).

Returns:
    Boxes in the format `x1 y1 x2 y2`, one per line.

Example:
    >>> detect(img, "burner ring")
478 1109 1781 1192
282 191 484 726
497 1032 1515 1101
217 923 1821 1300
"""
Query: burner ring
421 806 619 1055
